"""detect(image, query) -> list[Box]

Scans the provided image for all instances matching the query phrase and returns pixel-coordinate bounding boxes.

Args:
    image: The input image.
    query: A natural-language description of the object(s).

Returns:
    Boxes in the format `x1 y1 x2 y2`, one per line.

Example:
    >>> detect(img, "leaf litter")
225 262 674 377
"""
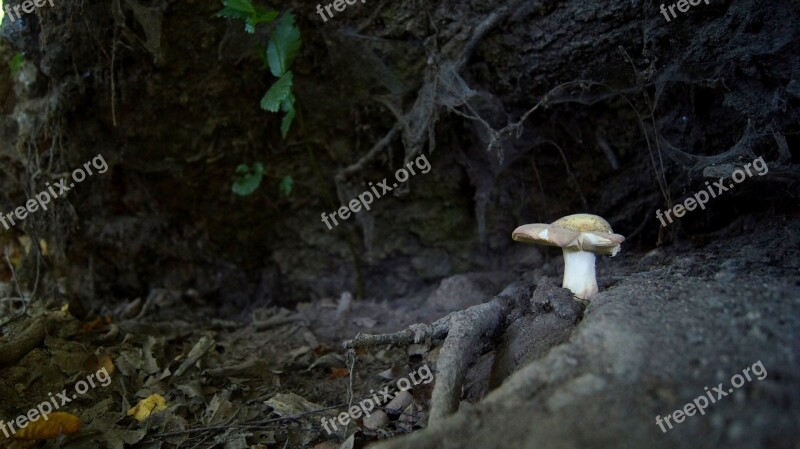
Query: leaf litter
0 287 443 448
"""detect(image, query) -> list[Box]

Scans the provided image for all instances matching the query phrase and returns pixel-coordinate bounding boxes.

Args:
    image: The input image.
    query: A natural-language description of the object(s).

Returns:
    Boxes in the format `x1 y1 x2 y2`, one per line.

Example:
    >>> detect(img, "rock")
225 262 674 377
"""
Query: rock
427 272 515 313
363 410 389 429
386 391 413 415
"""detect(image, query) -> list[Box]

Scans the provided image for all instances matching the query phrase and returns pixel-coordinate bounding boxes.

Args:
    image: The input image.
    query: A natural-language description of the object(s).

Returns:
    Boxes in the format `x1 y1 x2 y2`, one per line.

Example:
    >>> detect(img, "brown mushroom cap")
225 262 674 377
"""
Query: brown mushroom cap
512 213 625 256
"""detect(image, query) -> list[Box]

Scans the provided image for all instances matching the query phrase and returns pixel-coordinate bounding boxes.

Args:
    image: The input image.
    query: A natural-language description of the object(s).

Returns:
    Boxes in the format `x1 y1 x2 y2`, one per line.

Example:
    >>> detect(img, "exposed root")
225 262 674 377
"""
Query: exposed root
345 281 535 423
428 296 511 421
344 276 591 435
334 2 524 184
345 322 445 349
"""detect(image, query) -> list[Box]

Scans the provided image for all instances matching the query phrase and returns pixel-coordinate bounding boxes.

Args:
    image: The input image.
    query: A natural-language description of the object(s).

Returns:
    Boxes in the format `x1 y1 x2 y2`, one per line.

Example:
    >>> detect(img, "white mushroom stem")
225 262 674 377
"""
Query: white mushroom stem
561 249 598 299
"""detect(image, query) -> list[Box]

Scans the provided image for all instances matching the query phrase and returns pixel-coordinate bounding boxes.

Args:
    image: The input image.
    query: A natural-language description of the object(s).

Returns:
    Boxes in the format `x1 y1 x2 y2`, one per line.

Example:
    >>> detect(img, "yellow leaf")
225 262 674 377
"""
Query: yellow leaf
17 236 31 256
127 394 167 421
38 239 49 257
13 412 82 440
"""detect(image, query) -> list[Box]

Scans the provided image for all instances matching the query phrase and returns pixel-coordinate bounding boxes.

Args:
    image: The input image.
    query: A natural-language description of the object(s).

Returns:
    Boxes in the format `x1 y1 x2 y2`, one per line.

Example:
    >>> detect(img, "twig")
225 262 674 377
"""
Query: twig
5 254 26 312
111 26 119 127
344 349 357 437
336 123 402 182
535 140 589 211
147 404 346 439
344 322 447 349
253 315 303 331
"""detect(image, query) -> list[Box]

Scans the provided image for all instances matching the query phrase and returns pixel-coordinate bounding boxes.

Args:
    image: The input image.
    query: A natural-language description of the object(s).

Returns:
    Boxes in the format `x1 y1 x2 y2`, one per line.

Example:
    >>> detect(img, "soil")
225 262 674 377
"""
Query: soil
0 0 798 447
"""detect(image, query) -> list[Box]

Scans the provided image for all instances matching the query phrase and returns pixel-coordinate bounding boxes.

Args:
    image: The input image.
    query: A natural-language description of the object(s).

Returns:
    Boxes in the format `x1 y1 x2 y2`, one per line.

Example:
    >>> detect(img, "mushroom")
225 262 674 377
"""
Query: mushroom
512 213 625 299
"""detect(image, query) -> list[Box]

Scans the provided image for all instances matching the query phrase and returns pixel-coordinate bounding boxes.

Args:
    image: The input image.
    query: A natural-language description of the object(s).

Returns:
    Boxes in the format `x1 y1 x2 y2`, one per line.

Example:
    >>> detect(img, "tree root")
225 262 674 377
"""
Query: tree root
344 277 588 432
347 279 588 449
345 280 536 423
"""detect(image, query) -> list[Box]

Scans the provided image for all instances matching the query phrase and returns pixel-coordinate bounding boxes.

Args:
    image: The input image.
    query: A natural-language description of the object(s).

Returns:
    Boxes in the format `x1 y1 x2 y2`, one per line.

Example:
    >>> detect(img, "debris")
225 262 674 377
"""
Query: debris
352 316 377 328
330 367 349 379
0 310 73 367
265 393 324 417
128 394 168 421
336 292 352 319
12 412 82 440
174 334 216 376
385 391 413 415
363 410 389 429
309 353 346 370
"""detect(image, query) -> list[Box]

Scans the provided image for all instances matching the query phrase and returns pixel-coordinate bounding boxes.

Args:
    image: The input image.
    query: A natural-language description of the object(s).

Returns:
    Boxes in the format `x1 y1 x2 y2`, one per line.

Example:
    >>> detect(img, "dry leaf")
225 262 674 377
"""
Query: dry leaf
98 354 116 375
127 394 168 421
87 354 115 376
80 316 113 332
329 367 349 379
13 412 82 440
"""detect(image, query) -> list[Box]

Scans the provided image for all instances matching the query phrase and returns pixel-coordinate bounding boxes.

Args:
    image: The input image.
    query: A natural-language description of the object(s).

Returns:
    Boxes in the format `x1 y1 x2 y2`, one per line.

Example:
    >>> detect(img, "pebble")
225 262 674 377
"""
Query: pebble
386 391 413 415
363 410 389 429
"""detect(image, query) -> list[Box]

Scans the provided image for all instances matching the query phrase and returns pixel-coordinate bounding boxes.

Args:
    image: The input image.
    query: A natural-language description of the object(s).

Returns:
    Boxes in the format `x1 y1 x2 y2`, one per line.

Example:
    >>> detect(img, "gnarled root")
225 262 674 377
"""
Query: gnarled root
345 282 532 422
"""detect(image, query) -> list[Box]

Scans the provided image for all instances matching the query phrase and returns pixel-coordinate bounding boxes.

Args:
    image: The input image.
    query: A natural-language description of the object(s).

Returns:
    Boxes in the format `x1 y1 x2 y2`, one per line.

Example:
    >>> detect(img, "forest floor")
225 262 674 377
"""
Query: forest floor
0 215 798 449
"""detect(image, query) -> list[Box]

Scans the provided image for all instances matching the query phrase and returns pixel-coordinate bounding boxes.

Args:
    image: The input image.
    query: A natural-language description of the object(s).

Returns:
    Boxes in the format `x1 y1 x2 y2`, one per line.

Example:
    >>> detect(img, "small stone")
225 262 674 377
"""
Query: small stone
385 391 413 415
363 410 389 429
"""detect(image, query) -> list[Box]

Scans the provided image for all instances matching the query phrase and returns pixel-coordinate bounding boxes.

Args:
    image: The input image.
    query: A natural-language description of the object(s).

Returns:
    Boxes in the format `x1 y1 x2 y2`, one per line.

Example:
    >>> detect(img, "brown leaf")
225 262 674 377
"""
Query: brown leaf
329 367 349 379
80 316 113 332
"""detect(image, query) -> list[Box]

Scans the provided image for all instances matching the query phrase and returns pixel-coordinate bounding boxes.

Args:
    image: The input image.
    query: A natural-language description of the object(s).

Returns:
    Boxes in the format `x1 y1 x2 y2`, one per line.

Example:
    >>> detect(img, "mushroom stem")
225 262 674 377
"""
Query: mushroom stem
561 249 598 299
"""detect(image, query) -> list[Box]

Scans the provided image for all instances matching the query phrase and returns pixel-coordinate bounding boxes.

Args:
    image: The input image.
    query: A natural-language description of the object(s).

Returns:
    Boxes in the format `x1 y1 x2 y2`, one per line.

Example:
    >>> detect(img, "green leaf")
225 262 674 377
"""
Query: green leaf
217 0 254 19
280 95 296 138
279 175 294 197
9 54 24 75
217 0 277 33
260 71 293 112
249 6 279 31
267 12 301 77
232 162 264 196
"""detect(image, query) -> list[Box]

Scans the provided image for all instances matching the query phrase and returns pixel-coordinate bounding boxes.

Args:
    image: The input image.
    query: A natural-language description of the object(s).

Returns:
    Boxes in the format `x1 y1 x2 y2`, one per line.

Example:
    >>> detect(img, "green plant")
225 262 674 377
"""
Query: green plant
279 175 294 197
260 12 300 138
232 162 264 196
9 53 23 75
217 0 277 33
218 0 301 196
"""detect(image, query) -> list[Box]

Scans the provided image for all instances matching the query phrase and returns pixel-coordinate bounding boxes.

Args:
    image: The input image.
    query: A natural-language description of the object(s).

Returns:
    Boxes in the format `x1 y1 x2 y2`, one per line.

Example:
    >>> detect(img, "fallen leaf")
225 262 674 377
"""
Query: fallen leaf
174 335 216 376
13 412 82 440
329 367 349 379
127 394 168 421
98 354 116 375
80 316 112 332
265 393 323 417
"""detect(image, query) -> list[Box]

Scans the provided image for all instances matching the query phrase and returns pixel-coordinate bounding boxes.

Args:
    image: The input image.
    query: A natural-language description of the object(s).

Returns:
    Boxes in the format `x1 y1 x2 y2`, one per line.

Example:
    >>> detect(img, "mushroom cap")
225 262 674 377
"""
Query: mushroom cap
512 213 625 256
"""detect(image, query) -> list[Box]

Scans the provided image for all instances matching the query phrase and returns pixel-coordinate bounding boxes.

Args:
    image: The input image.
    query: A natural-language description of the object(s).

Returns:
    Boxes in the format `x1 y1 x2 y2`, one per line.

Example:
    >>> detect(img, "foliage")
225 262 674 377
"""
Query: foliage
218 1 301 196
279 175 294 197
262 12 300 138
232 163 264 196
266 12 301 78
9 53 23 75
217 0 277 33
